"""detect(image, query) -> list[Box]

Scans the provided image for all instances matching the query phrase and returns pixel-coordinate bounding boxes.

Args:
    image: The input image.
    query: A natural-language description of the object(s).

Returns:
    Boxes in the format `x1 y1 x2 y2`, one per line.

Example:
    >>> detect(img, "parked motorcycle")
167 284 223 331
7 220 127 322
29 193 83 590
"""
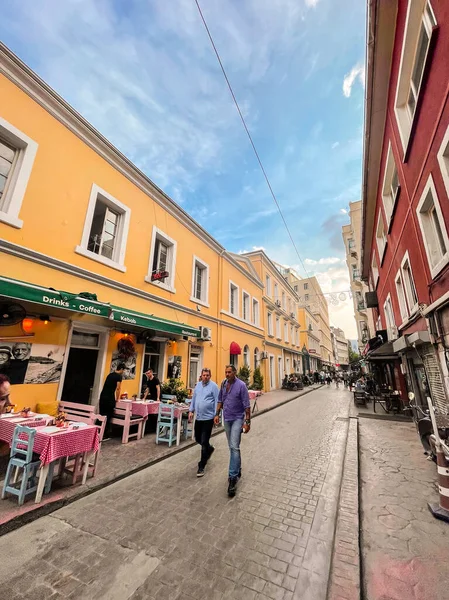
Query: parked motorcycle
406 392 449 459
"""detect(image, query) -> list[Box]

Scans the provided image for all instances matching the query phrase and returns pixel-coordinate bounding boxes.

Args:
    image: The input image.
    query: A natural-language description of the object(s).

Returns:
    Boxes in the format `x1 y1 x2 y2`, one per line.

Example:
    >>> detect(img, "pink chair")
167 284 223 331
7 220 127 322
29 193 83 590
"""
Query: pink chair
61 414 107 484
59 401 96 424
111 401 145 444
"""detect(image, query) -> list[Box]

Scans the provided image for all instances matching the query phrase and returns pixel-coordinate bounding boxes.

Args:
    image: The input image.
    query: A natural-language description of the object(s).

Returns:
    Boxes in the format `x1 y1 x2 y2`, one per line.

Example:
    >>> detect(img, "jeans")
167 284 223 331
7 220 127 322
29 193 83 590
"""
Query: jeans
224 418 244 478
194 419 214 468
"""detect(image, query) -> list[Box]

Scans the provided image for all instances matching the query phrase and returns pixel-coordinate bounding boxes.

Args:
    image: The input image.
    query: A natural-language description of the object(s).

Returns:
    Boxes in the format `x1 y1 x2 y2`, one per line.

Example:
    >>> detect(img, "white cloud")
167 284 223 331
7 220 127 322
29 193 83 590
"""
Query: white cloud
340 208 348 214
342 63 365 98
305 0 320 7
304 257 343 266
332 141 340 149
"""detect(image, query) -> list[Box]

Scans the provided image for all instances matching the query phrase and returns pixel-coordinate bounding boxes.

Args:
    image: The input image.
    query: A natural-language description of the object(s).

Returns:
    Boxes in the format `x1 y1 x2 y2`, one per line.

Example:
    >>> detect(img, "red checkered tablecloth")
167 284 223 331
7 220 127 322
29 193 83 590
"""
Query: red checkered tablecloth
33 425 99 466
248 391 262 400
0 415 52 445
128 401 189 420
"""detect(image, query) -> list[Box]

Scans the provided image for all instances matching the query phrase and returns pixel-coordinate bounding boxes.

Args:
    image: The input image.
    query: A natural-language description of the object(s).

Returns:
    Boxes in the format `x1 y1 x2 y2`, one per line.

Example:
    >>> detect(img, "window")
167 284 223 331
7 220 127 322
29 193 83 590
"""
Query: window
371 253 379 288
395 270 409 323
295 328 299 346
294 285 298 292
230 353 238 369
282 291 286 310
305 294 309 301
348 238 355 249
284 322 288 342
290 325 294 344
376 214 387 262
438 125 449 198
191 256 209 306
352 266 360 281
304 283 309 290
383 294 397 340
254 347 260 370
242 291 250 321
276 316 281 339
394 1 437 152
252 299 260 326
243 345 250 367
146 226 177 290
265 275 271 297
382 143 400 226
229 282 239 316
267 312 273 336
274 283 279 301
417 176 449 277
77 184 131 272
0 117 38 229
402 254 418 314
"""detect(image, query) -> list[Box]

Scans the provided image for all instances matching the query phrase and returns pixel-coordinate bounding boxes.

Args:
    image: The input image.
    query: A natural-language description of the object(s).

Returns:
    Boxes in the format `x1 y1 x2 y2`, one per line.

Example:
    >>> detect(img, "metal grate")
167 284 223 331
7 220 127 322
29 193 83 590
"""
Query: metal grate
422 346 448 414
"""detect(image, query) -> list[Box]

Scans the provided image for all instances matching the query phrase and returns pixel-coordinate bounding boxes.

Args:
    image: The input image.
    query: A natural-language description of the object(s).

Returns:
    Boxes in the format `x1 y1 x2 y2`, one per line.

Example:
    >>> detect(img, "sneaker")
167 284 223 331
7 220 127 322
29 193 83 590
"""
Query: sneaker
227 477 238 497
197 466 205 477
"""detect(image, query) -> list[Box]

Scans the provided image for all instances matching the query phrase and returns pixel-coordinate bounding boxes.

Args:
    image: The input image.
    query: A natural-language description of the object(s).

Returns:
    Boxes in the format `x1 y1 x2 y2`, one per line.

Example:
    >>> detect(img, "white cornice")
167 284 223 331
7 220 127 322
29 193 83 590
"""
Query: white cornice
0 43 257 281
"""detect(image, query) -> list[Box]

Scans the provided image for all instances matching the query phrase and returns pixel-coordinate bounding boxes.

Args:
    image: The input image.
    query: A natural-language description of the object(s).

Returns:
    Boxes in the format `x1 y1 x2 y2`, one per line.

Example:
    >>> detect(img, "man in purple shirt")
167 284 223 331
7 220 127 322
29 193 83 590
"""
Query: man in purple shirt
214 364 251 497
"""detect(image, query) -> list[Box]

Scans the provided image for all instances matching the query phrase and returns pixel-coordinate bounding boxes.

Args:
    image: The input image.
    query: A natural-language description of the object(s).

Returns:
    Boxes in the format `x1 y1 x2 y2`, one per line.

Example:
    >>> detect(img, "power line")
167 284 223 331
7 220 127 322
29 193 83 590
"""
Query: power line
194 0 326 310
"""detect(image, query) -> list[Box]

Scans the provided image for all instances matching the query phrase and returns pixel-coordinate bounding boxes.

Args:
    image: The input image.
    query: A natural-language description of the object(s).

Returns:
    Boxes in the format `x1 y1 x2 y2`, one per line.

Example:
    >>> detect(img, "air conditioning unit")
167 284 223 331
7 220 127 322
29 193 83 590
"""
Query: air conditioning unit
275 300 281 307
260 351 268 360
199 326 212 341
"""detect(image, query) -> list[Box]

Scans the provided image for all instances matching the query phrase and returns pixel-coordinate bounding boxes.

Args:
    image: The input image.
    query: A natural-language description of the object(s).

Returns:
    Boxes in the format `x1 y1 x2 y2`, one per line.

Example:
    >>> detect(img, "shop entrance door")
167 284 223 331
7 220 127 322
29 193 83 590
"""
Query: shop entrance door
189 345 202 388
140 341 161 396
61 331 101 405
278 357 283 388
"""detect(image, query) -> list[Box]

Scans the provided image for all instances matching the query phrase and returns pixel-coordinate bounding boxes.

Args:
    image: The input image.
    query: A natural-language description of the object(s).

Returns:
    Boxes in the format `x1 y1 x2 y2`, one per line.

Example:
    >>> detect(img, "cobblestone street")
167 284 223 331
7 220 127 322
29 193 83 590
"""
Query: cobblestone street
0 386 351 600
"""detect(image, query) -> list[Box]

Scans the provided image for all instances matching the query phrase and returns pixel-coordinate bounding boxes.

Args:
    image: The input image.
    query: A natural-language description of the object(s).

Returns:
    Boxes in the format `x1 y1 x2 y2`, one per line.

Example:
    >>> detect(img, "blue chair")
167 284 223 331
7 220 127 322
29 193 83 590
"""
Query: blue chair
2 426 53 505
156 404 176 446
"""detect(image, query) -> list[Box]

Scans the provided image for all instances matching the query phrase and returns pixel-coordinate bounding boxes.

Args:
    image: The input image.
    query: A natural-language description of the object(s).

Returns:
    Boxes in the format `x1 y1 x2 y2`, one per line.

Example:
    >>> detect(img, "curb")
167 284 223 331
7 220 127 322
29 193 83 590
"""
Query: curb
0 384 323 537
327 417 361 600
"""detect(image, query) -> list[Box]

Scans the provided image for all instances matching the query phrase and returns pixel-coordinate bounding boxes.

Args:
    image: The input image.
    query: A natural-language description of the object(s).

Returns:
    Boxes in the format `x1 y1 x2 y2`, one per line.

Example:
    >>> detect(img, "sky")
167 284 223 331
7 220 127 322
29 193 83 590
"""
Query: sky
0 0 366 338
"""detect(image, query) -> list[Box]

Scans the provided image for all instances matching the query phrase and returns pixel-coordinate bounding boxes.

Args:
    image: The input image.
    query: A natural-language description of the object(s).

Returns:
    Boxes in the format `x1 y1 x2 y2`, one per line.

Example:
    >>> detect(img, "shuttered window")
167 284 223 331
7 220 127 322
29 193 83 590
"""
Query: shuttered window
422 345 448 413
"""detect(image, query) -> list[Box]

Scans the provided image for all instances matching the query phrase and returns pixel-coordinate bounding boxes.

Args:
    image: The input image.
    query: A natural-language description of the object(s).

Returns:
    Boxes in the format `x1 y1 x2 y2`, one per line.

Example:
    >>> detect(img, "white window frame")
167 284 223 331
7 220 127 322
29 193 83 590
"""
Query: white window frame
265 274 271 297
416 175 449 278
267 312 273 337
381 142 400 227
304 283 308 290
229 281 239 316
371 253 379 288
242 290 250 322
295 328 299 347
243 345 250 367
383 294 397 340
376 213 387 263
294 284 298 292
0 117 38 229
274 282 279 301
284 321 289 343
401 251 418 316
190 255 210 307
252 298 260 326
437 124 449 199
145 226 177 291
276 316 281 340
76 183 130 273
394 1 437 153
395 269 409 323
282 291 286 311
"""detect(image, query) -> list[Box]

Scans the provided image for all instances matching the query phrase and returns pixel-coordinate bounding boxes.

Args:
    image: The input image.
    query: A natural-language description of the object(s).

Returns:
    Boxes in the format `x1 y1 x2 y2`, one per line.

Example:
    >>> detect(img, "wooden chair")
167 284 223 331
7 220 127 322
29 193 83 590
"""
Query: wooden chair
59 401 97 424
2 426 53 505
156 404 177 446
111 401 145 444
62 414 107 484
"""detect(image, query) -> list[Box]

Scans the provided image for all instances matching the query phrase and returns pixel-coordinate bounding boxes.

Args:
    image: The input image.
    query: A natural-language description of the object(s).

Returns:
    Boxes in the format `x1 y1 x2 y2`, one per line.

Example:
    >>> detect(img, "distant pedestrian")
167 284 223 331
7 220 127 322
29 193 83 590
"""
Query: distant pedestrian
188 368 219 477
99 363 125 439
215 365 251 497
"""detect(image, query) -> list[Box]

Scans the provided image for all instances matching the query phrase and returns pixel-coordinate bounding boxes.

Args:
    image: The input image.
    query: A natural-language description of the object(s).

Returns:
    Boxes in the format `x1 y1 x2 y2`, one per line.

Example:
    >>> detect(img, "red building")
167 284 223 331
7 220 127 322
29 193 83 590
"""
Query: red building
361 0 449 411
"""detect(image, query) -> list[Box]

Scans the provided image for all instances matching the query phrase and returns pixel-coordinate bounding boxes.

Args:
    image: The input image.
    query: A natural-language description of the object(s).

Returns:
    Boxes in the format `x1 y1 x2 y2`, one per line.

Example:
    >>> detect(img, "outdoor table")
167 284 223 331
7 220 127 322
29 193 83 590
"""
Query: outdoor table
248 390 262 413
0 413 53 445
30 423 99 503
123 400 191 445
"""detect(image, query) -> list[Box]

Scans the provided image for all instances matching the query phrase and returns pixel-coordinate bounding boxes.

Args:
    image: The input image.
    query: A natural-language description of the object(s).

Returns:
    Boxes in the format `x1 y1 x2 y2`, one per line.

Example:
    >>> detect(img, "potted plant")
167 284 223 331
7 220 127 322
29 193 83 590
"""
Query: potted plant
161 378 189 403
251 367 264 391
238 365 251 387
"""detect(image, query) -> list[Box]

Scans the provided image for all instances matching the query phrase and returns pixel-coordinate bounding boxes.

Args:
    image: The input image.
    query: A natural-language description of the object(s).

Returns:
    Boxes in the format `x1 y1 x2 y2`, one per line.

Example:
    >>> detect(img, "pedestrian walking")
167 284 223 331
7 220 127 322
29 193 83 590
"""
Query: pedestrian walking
188 368 219 477
99 362 125 439
214 364 251 497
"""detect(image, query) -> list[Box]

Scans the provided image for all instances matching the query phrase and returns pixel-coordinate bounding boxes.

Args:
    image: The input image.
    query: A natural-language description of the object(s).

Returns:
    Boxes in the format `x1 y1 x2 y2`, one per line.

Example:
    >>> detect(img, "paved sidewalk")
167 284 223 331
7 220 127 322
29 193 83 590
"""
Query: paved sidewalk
0 386 349 600
359 419 449 600
0 385 321 534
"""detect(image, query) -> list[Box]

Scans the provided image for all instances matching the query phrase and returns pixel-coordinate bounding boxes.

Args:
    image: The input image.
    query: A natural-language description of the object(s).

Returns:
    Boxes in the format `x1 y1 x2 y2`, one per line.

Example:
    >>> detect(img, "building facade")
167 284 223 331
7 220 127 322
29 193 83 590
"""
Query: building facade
330 327 350 369
361 0 449 410
0 43 299 409
342 201 375 353
241 252 302 389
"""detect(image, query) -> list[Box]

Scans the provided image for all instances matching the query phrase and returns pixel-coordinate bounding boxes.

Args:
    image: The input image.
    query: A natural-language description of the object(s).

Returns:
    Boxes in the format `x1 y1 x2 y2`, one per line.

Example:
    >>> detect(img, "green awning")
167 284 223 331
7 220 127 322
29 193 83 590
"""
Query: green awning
0 276 111 317
110 306 200 338
0 276 200 338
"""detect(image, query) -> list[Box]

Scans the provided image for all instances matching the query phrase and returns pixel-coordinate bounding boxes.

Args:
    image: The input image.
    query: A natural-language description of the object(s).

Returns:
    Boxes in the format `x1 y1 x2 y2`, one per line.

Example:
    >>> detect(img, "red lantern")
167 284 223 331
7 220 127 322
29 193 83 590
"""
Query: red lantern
22 318 33 333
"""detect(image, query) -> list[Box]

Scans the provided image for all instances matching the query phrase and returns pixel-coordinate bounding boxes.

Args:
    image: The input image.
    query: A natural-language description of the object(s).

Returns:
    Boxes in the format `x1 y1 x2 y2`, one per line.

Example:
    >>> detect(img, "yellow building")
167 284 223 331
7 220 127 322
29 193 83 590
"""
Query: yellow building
0 43 305 410
298 307 321 373
242 251 302 389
